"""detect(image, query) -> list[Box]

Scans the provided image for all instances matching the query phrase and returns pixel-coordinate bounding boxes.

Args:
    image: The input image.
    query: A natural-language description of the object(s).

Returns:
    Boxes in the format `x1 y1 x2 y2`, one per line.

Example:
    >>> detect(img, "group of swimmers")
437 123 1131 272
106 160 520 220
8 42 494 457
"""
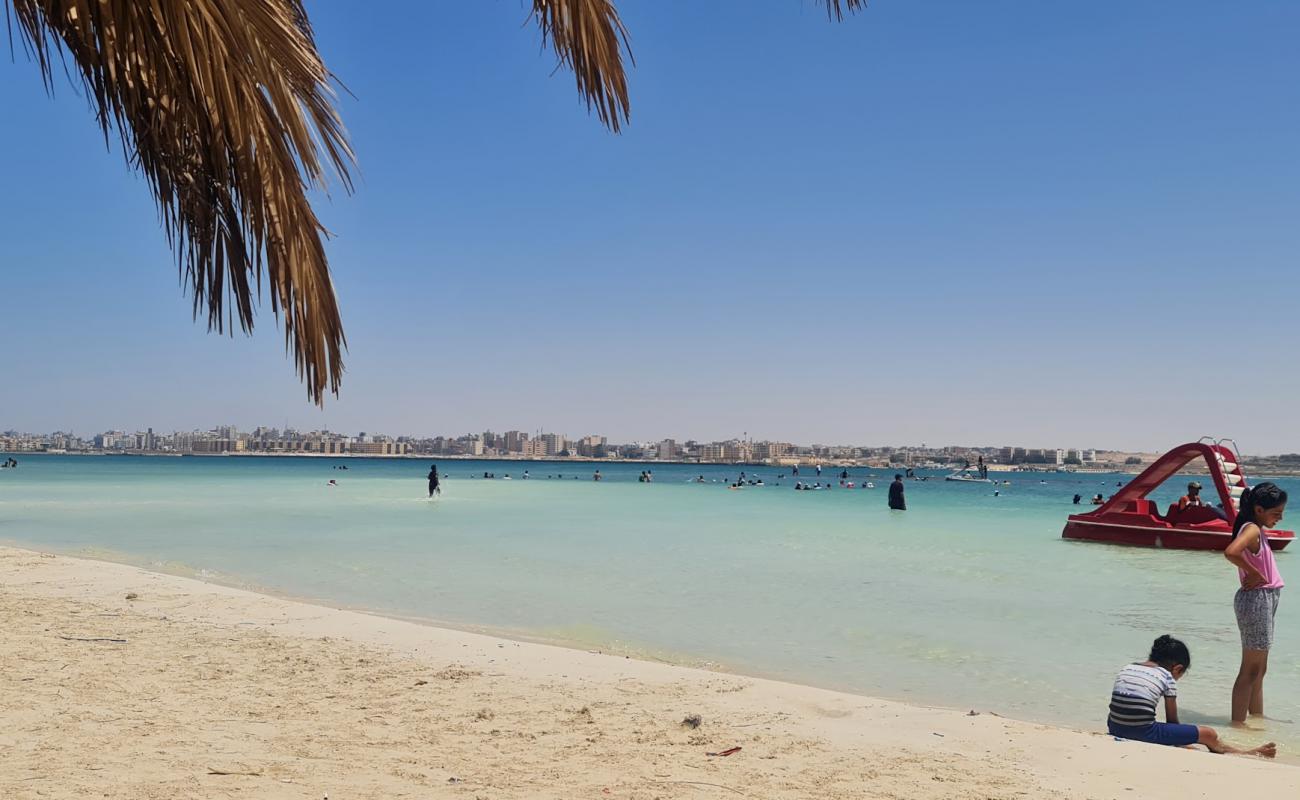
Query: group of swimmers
1107 482 1287 757
416 466 927 517
792 480 872 491
0 457 17 468
321 463 350 486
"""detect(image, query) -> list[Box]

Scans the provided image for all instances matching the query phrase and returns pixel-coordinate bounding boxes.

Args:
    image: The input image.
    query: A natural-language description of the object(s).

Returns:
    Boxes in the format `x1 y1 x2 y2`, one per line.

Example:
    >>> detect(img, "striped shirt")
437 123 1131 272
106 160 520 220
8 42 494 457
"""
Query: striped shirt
1108 663 1176 727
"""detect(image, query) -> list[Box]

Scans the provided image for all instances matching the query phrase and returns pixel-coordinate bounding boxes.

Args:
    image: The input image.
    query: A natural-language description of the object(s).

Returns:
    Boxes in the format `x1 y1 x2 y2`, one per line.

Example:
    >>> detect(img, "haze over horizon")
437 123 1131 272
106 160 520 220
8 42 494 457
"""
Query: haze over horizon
3 2 1298 451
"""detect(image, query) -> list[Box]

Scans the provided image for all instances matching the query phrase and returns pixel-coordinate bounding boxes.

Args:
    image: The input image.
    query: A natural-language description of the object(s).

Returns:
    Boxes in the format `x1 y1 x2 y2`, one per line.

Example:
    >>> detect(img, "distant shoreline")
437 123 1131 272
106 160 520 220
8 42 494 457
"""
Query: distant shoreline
12 449 1300 477
1 449 1129 471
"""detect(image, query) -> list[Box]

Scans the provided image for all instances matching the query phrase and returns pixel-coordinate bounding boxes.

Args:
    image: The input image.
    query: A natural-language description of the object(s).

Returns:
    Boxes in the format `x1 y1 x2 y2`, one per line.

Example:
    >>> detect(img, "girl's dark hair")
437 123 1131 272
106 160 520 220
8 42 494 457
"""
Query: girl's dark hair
1232 481 1288 538
1149 635 1190 670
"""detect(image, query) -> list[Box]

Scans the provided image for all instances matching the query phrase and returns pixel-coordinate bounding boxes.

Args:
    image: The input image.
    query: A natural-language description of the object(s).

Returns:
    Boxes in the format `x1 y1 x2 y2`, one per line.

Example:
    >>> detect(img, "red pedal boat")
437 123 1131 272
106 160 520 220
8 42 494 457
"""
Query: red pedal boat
1062 438 1294 551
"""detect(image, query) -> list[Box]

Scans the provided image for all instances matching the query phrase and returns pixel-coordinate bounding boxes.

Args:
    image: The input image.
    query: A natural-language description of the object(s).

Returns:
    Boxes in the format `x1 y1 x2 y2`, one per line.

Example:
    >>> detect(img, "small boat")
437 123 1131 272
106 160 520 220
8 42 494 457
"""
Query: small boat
944 468 993 484
1062 438 1294 551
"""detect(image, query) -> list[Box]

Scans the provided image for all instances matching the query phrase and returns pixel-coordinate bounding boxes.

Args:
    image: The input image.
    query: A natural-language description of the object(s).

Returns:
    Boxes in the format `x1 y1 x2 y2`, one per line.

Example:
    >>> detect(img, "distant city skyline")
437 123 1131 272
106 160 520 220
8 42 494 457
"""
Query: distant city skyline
0 418 1293 459
15 424 1300 475
1 423 1122 470
3 3 1298 449
0 423 1236 461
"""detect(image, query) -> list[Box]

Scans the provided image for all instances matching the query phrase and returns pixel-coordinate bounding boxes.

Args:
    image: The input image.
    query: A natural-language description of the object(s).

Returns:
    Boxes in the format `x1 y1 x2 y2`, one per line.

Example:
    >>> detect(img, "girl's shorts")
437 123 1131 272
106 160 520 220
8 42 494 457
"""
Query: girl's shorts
1235 587 1282 651
1108 720 1200 747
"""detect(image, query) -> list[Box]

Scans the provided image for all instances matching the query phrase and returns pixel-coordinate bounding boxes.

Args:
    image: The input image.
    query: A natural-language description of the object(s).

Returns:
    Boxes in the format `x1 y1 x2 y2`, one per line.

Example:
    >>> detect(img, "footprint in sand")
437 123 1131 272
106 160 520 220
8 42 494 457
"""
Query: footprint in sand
806 704 852 719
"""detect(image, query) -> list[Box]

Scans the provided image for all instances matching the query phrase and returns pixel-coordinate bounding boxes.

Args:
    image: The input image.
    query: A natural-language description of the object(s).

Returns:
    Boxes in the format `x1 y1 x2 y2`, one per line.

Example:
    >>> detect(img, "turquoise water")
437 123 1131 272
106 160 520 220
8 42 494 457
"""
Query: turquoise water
1 454 1297 751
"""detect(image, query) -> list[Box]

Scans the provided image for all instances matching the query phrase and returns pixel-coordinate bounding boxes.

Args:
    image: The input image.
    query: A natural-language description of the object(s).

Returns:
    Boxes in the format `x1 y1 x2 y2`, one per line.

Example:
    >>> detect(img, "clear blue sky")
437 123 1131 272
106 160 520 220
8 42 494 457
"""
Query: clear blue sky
2 1 1298 451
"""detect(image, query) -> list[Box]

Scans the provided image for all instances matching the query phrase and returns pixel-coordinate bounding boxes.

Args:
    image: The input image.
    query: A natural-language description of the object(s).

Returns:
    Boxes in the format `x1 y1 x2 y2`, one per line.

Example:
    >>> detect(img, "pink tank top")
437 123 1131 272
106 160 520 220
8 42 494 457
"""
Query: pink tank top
1239 526 1285 590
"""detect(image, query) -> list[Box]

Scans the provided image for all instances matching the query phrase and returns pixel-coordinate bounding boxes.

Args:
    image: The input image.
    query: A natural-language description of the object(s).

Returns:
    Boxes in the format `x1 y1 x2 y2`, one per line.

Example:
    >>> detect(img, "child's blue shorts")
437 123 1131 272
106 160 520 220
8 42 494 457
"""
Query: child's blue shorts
1108 720 1200 747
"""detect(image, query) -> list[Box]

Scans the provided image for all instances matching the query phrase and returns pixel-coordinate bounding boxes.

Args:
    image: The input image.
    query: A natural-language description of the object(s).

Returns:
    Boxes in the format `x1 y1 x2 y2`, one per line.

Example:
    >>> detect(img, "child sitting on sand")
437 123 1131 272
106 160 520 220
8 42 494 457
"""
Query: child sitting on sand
1108 635 1275 757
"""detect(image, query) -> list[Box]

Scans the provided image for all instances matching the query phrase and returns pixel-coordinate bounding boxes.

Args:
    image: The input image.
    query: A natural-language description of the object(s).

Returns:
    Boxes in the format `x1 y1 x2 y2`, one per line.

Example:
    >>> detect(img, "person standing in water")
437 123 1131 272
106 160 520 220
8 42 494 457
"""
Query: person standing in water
427 464 441 497
888 474 907 511
1224 482 1287 725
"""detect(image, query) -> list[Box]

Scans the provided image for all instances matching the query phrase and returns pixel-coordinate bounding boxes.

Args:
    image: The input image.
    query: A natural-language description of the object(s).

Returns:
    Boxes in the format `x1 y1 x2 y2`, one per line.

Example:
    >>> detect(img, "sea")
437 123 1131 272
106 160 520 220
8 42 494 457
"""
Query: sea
1 454 1296 753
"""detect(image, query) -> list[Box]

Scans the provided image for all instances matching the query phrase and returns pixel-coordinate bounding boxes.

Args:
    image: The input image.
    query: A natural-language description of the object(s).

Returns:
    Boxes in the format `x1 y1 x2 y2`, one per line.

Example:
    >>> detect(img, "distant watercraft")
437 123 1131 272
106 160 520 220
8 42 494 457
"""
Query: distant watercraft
1062 437 1294 551
944 469 993 484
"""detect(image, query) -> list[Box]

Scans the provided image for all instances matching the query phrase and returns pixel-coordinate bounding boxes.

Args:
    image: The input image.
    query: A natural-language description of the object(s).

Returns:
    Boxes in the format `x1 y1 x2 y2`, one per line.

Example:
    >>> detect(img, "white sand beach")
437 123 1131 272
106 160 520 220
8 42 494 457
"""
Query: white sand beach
1 545 1296 799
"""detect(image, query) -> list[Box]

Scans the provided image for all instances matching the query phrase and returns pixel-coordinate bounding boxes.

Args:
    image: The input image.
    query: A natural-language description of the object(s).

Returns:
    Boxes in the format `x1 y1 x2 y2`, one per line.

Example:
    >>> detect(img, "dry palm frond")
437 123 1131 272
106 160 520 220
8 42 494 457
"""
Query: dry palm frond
527 1 862 132
9 0 354 404
530 0 633 132
819 0 868 22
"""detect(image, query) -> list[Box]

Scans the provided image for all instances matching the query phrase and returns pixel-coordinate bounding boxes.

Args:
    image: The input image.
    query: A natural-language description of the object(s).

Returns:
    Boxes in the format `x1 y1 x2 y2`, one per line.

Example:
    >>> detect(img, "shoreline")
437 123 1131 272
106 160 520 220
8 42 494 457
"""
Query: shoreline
14 449 1300 478
2 546 1298 798
0 450 1140 472
25 449 1300 477
0 540 728 672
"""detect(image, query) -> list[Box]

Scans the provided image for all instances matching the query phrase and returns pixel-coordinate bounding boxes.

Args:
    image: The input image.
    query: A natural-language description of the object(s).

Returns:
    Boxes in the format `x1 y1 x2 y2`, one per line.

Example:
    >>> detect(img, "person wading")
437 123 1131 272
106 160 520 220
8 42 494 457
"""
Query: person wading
888 474 907 511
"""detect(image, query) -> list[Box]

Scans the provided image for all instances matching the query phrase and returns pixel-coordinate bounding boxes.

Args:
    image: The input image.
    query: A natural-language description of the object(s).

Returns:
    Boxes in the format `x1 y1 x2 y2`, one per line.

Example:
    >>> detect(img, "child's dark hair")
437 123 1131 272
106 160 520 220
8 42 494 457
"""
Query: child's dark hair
1232 481 1288 538
1149 635 1190 670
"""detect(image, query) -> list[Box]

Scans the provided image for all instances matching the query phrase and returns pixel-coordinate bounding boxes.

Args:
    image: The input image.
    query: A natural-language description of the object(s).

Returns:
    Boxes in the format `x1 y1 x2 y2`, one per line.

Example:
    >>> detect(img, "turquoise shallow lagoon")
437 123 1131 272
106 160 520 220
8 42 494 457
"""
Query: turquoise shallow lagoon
2 454 1296 751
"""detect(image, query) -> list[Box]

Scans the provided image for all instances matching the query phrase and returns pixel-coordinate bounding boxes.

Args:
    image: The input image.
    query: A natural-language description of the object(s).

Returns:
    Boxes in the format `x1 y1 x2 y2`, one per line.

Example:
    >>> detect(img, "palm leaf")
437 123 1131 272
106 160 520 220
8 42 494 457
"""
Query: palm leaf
819 0 868 22
9 0 354 405
530 0 634 132
7 0 864 404
526 1 863 133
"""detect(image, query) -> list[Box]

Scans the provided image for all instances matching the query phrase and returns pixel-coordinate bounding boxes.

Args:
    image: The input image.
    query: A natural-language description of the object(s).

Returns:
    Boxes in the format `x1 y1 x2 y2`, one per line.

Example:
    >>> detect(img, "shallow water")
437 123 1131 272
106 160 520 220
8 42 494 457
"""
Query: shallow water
1 454 1295 752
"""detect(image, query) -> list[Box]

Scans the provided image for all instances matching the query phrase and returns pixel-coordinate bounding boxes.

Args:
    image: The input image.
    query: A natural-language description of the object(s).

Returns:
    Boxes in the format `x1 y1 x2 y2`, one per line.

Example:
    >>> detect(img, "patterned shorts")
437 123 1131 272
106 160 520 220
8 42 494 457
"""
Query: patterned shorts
1234 587 1282 651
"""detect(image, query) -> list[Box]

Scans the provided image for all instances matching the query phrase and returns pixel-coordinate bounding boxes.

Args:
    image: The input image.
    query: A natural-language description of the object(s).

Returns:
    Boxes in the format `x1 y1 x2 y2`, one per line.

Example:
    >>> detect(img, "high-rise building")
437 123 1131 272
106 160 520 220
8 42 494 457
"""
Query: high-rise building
753 441 790 460
504 431 528 454
541 433 566 456
348 441 408 455
658 439 677 460
522 438 548 458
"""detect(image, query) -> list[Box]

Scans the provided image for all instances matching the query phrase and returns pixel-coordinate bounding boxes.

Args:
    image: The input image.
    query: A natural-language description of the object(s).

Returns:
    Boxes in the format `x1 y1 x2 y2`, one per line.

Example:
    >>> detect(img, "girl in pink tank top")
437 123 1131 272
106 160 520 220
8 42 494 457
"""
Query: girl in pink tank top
1224 482 1288 725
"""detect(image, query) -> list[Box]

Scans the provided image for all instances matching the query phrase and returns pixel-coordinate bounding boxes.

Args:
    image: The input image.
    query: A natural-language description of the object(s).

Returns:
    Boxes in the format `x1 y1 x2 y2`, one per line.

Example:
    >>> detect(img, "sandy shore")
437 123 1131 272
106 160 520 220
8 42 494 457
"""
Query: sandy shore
1 546 1297 799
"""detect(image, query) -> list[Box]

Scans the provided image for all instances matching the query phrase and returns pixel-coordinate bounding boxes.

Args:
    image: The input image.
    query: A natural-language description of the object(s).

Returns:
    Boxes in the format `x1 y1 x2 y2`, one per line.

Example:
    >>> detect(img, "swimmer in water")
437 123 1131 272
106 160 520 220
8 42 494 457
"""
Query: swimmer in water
428 464 441 497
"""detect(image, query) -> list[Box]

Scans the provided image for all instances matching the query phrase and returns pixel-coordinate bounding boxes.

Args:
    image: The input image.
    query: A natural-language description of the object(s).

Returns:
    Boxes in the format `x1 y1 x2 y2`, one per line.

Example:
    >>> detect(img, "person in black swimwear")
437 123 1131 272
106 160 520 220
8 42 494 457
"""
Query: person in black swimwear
888 474 907 511
428 464 441 497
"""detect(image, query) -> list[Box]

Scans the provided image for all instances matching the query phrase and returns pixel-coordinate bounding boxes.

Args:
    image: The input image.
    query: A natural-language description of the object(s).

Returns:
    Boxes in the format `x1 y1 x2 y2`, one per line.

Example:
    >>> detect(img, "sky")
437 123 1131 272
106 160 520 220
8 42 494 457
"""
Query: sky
2 1 1299 451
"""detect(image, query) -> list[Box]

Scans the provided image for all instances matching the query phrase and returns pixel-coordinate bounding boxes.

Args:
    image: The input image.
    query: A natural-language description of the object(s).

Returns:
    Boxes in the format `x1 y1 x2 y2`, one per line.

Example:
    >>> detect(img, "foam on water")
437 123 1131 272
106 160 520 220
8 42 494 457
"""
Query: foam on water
1 454 1296 752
